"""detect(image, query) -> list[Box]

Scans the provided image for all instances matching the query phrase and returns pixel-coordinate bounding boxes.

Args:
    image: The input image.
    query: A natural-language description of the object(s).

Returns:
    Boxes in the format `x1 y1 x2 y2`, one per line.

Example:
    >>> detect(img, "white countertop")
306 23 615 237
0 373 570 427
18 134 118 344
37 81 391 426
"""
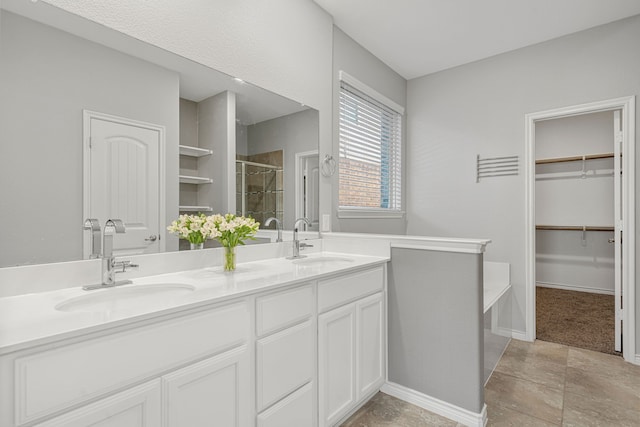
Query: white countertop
0 252 388 355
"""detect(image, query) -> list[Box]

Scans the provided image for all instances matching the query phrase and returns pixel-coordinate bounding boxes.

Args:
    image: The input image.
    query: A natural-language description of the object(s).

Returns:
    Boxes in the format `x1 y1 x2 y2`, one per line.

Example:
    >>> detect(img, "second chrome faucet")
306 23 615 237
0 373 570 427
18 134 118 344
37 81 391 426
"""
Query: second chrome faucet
290 217 313 259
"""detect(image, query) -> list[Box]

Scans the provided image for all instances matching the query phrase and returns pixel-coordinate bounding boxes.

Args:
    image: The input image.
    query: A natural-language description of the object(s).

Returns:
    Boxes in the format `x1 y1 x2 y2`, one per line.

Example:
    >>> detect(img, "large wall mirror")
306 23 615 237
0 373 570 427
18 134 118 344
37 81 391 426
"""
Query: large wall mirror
0 0 319 268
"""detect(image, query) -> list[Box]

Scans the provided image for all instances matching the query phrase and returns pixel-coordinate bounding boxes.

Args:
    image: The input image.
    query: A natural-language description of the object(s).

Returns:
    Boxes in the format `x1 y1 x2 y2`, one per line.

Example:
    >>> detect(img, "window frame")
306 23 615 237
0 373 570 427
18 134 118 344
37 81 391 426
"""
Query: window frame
337 71 405 219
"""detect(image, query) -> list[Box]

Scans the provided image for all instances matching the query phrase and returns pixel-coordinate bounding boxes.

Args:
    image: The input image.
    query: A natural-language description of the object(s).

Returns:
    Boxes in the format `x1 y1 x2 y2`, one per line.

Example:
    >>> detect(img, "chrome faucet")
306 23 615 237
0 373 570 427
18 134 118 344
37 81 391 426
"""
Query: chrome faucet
289 217 312 259
83 218 138 290
264 217 283 242
83 218 101 259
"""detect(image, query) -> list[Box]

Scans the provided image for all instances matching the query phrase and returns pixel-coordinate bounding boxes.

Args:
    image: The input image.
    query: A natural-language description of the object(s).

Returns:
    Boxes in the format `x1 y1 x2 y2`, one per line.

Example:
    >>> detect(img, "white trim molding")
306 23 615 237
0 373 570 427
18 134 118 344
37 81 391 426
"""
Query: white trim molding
524 96 636 363
381 382 487 427
338 70 405 115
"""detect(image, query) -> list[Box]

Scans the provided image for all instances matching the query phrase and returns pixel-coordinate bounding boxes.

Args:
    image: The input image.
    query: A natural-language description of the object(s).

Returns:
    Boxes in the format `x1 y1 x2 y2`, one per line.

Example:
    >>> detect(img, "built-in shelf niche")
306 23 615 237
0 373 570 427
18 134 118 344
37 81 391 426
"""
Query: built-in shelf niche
179 205 213 212
179 175 213 185
179 144 213 158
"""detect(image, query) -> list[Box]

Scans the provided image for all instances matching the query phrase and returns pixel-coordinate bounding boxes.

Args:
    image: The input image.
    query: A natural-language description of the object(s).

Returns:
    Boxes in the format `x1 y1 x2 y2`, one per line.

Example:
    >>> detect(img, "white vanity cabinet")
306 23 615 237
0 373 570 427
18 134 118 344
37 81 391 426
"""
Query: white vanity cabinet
2 301 251 427
1 258 389 427
317 266 385 427
255 284 316 427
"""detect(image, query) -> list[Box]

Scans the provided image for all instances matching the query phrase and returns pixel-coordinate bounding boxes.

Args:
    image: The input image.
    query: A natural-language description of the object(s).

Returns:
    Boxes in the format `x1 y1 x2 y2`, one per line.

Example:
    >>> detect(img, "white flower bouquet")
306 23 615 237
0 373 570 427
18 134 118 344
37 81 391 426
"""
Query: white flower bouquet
166 213 221 245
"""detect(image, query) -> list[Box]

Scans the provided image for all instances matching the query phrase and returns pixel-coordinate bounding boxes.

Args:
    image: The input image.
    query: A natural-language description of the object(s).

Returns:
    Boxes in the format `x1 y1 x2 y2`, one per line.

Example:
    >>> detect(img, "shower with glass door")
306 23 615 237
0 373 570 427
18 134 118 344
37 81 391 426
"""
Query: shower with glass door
236 160 283 226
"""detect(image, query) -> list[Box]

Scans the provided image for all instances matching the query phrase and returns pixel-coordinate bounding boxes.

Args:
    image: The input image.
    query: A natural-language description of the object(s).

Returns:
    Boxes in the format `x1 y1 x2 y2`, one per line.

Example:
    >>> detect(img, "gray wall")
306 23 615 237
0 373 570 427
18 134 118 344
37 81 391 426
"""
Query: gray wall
388 248 484 413
406 15 640 350
0 11 179 267
198 92 236 216
332 26 408 235
247 109 319 229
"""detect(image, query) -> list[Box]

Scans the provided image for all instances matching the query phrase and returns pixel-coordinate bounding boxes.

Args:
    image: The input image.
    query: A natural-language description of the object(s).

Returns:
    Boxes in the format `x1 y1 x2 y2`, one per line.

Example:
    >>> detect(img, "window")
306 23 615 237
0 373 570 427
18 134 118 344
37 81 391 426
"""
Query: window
338 73 403 216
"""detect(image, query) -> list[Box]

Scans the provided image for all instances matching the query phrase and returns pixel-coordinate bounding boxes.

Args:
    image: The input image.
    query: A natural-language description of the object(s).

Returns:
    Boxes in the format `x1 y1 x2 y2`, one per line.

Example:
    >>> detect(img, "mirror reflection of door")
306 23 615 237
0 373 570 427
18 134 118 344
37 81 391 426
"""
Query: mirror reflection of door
296 151 320 231
83 111 165 258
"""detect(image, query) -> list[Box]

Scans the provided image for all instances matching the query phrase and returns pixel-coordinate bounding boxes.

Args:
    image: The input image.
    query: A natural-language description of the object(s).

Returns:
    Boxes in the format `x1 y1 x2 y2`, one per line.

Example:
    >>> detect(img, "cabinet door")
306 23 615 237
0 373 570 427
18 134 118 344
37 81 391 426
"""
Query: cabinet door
356 292 385 399
257 382 314 427
318 304 356 427
162 345 250 427
34 380 161 427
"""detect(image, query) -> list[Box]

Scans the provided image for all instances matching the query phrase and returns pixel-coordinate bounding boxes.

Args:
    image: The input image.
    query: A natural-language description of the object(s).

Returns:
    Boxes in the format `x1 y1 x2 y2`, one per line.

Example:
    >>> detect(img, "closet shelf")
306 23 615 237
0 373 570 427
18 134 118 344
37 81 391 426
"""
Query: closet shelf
535 153 614 165
179 205 213 212
536 225 614 232
179 175 213 184
179 145 213 157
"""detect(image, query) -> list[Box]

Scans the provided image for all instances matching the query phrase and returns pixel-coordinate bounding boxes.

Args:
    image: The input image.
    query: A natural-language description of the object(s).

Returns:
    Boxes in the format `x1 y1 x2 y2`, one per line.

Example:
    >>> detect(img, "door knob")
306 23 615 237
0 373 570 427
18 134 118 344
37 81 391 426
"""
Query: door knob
145 235 158 242
608 238 615 243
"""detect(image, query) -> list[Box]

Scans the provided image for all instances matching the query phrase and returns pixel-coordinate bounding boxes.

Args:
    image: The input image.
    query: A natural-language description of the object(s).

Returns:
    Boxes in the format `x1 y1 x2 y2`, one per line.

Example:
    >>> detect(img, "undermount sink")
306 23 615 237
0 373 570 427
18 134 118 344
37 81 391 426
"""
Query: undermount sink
292 256 354 266
55 283 196 313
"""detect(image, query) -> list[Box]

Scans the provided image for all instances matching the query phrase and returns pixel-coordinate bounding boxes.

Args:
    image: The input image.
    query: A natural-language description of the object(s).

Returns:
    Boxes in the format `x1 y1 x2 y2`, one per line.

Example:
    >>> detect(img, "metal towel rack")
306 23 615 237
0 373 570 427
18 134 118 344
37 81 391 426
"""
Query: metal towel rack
476 155 519 182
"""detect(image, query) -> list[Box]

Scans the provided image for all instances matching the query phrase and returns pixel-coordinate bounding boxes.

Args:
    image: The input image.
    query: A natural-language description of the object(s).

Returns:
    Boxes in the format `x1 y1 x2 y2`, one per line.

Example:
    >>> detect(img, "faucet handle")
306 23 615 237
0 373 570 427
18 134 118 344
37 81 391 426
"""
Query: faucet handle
115 260 139 273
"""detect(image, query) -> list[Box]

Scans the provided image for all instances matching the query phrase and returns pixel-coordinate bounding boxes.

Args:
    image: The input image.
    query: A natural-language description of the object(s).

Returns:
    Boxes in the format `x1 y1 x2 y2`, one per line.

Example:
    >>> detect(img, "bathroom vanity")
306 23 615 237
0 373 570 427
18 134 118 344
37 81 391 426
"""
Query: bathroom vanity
0 249 387 427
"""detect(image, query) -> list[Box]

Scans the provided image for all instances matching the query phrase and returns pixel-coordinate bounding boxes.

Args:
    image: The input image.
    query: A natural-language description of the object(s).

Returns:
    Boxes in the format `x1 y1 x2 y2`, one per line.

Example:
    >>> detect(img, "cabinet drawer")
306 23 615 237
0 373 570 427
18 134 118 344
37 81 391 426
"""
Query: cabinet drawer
15 302 249 425
256 284 313 336
257 382 314 427
256 320 314 412
318 266 384 313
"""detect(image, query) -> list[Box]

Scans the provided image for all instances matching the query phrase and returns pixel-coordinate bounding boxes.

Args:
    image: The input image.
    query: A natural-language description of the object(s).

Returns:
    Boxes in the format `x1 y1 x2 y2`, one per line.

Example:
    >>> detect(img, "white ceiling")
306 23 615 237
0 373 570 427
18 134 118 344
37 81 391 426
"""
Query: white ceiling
314 0 640 80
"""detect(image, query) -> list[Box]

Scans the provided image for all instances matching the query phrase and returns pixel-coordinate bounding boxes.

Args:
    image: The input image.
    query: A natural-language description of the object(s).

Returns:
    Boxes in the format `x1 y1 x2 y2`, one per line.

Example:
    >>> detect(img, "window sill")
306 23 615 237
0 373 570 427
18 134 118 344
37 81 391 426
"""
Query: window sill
337 208 406 219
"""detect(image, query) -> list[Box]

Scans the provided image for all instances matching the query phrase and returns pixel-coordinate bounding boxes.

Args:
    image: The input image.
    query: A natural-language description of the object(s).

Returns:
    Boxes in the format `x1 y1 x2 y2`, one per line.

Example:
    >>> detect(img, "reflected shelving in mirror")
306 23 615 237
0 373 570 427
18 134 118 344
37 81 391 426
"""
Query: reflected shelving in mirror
179 206 213 213
179 145 213 157
179 175 213 185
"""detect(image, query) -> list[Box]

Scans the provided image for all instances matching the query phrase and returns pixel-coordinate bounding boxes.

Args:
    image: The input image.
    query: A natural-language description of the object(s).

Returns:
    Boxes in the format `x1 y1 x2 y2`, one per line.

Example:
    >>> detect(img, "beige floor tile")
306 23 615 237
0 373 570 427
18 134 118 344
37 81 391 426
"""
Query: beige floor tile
505 339 569 366
562 390 640 427
495 349 567 390
341 392 458 427
565 366 640 408
486 403 560 426
485 371 564 425
567 347 640 379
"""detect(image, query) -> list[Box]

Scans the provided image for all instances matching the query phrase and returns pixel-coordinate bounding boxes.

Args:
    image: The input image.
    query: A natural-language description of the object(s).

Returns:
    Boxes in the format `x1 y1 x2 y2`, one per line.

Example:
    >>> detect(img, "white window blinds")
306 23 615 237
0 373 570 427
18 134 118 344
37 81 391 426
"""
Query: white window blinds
339 79 402 212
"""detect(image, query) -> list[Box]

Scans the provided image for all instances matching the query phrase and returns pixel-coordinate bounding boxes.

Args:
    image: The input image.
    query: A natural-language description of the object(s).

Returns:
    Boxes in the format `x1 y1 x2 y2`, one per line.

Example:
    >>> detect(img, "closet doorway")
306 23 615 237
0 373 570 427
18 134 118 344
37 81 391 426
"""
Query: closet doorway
524 97 636 362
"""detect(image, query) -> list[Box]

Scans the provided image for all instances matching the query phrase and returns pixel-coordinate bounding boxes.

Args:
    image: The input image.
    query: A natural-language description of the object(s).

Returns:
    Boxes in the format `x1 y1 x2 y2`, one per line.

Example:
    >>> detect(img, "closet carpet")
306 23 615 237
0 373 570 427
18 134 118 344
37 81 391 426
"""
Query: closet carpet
536 286 619 355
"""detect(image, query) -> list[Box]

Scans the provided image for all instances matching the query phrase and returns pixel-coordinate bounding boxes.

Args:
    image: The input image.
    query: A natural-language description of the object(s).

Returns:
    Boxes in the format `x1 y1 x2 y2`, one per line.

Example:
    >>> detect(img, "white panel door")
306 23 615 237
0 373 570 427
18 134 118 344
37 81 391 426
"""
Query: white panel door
34 380 161 427
318 304 356 427
613 109 623 352
162 346 250 427
356 292 384 399
86 111 163 257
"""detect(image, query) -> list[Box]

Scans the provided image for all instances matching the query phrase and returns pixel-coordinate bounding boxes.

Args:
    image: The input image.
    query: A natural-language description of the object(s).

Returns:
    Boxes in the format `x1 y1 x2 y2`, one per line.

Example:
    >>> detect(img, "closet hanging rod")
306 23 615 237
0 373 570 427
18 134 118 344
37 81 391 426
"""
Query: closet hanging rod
535 225 614 232
535 152 614 165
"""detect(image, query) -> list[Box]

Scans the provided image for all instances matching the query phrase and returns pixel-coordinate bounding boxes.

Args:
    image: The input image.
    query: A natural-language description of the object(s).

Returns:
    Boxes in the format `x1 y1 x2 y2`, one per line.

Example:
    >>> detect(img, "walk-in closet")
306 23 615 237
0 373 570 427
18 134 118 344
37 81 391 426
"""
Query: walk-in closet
535 110 622 355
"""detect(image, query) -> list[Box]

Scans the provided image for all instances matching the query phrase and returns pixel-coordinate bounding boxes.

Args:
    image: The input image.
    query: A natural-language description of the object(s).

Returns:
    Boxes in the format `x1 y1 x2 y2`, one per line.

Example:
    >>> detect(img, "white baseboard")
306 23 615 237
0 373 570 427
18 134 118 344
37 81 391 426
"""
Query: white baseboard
536 282 614 295
634 354 640 366
381 381 486 427
509 329 529 341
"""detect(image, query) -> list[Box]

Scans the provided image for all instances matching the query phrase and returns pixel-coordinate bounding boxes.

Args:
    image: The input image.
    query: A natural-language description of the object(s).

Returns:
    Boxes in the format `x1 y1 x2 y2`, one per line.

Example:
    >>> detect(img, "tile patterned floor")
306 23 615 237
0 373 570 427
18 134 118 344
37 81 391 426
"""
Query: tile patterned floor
341 339 640 426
